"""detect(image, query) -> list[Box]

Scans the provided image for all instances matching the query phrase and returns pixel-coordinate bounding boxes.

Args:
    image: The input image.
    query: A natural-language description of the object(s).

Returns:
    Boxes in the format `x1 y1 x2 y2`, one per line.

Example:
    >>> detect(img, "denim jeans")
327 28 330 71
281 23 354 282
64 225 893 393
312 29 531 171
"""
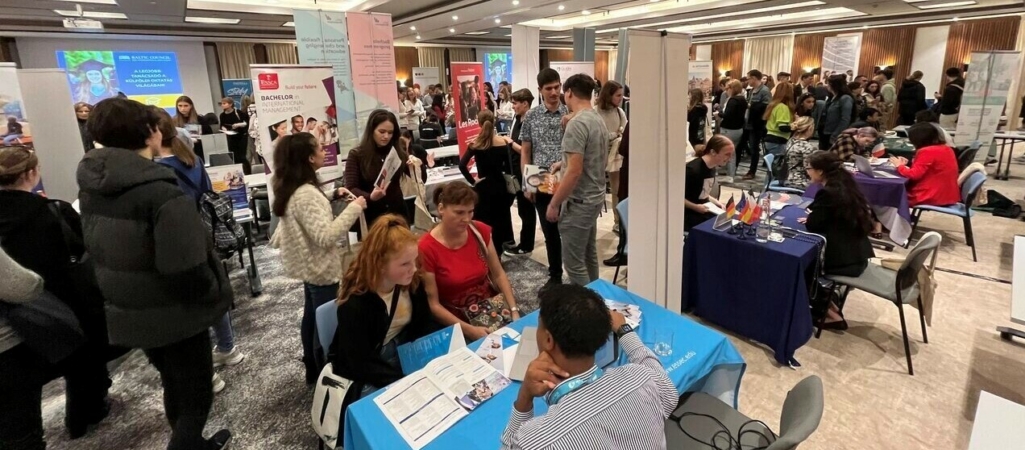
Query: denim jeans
303 282 339 381
763 140 787 157
211 312 234 353
720 128 743 177
558 200 603 286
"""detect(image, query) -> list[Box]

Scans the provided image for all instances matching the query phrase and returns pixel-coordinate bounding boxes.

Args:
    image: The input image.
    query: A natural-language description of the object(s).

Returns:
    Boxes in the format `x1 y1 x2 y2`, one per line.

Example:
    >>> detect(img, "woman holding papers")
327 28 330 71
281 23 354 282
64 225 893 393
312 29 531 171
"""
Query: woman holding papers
344 110 412 228
800 152 875 330
331 214 436 397
270 132 367 384
684 136 734 231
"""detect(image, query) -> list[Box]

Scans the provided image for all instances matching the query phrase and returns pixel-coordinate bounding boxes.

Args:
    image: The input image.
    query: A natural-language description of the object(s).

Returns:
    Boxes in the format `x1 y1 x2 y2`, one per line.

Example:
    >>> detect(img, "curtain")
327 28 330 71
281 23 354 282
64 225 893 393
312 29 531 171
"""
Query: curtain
743 35 794 81
608 49 619 82
418 47 447 90
266 43 298 65
449 48 475 62
1007 15 1025 129
216 42 257 79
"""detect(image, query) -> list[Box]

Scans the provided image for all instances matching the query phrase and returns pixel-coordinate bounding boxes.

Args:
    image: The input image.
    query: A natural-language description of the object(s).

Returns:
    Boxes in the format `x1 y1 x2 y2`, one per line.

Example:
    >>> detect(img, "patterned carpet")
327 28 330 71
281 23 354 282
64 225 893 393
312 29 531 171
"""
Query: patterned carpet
39 242 552 450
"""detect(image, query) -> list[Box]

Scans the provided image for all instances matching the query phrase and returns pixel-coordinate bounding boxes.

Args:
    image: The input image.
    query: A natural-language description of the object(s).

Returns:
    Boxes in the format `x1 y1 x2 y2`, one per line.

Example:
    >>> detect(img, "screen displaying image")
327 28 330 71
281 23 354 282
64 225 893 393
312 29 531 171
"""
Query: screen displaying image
484 52 511 88
56 50 184 114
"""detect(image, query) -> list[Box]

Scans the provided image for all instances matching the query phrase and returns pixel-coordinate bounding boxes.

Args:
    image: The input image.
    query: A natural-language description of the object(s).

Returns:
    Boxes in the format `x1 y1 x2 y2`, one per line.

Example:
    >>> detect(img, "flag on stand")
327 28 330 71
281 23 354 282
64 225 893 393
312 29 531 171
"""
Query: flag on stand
735 195 747 218
749 201 763 225
738 196 755 223
724 195 736 217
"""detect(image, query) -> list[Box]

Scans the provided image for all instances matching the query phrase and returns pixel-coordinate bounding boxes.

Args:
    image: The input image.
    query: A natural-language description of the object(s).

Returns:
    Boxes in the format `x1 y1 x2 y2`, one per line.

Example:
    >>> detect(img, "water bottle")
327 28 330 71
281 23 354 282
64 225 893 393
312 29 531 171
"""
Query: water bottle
756 197 771 243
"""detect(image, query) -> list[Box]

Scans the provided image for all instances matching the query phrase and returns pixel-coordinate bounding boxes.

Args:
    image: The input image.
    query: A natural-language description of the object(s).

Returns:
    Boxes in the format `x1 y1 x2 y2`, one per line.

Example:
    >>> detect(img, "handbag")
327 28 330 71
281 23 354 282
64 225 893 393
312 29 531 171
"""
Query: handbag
605 108 627 173
460 222 513 332
339 213 368 274
503 143 522 195
407 158 436 231
0 289 85 364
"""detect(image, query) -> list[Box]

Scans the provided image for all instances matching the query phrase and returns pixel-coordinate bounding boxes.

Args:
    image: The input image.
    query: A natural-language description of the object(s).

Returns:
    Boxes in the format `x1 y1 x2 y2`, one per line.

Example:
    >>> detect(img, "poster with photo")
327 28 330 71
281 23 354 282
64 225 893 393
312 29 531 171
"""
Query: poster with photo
688 60 713 101
206 164 251 221
221 79 253 110
484 52 511 88
55 50 184 113
955 51 1022 147
293 9 360 153
450 62 485 157
0 64 31 152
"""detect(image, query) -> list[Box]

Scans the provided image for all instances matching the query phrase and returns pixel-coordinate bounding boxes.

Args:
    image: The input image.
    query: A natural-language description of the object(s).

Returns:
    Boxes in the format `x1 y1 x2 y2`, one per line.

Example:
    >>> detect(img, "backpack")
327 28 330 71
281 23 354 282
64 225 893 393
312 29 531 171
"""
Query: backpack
172 169 245 257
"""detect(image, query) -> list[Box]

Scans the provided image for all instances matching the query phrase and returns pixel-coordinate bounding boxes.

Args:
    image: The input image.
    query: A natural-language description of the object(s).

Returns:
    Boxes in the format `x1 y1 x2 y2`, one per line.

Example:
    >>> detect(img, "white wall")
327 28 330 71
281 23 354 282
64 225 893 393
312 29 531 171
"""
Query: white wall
18 69 84 202
911 25 950 96
695 44 712 61
16 37 216 115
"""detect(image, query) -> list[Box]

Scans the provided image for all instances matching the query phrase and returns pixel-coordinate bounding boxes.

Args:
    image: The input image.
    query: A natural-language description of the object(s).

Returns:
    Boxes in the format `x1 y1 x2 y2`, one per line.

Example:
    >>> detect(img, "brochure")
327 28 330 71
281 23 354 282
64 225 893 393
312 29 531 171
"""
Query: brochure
397 325 465 375
522 164 560 194
604 299 642 329
475 333 506 374
374 347 512 449
374 147 403 191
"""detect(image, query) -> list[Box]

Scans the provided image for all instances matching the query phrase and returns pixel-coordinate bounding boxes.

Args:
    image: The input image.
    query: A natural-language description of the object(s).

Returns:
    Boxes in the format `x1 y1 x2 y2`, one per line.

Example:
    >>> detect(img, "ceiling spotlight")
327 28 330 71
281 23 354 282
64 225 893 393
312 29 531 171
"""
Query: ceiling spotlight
862 25 868 28
410 25 416 30
512 0 519 4
582 10 590 15
416 35 422 39
449 28 455 33
452 15 458 20
495 18 501 24
558 4 565 10
952 16 960 20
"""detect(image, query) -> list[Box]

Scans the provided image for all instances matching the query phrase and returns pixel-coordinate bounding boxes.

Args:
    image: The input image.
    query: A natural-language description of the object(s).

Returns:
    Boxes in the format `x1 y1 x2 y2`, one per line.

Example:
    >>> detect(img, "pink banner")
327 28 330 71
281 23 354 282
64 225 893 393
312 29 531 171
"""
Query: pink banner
450 62 485 157
346 12 401 118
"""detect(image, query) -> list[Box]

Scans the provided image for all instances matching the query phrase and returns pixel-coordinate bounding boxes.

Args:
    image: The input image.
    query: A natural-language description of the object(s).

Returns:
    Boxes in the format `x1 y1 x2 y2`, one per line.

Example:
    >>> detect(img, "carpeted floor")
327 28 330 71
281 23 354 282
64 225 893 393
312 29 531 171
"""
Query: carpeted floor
38 244 552 450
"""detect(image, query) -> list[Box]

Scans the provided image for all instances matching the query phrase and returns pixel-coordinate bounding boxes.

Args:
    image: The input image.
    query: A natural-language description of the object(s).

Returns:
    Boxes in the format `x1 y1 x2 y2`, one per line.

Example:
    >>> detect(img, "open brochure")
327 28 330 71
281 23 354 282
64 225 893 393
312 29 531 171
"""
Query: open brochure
374 147 403 191
373 347 513 449
523 164 561 194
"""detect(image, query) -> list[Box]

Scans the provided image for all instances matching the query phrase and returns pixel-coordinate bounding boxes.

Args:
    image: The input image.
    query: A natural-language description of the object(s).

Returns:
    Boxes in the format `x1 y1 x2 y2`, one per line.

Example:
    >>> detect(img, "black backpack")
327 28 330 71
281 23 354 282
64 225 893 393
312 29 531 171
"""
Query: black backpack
172 169 245 257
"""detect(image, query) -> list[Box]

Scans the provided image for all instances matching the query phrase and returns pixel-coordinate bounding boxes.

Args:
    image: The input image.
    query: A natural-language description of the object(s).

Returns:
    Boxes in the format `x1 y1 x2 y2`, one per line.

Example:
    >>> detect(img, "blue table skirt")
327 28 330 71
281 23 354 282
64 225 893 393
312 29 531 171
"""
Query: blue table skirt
683 208 817 366
343 280 746 450
804 170 911 223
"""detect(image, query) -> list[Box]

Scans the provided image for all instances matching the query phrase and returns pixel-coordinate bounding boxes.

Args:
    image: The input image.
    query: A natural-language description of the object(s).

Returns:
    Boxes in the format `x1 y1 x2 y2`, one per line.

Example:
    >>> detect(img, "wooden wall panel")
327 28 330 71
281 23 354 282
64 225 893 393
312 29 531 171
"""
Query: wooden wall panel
710 40 744 81
791 33 829 78
394 46 419 87
859 26 916 128
944 16 1020 75
594 50 609 84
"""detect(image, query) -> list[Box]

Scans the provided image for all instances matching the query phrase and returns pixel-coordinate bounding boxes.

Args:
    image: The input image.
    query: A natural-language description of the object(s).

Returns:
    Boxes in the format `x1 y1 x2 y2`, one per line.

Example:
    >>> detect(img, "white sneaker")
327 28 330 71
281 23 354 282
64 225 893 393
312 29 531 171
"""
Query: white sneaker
212 347 246 368
212 373 226 394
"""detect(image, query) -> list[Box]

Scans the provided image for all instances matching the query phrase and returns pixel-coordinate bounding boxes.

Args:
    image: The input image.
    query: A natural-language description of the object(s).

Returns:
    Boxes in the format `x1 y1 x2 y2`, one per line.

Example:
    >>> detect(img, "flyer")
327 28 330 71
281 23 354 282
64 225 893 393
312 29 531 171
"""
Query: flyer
374 147 402 191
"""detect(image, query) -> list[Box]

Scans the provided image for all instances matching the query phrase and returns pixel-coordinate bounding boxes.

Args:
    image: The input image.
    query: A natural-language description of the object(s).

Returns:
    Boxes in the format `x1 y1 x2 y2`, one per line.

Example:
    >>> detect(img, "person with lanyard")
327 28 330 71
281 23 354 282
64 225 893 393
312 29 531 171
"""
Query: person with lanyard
502 88 537 257
218 97 251 174
500 284 678 450
519 68 568 290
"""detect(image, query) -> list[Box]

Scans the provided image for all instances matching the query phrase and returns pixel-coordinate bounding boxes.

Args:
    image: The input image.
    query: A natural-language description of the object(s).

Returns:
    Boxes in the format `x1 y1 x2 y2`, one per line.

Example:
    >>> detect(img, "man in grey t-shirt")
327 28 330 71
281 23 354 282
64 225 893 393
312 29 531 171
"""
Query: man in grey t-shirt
546 74 609 286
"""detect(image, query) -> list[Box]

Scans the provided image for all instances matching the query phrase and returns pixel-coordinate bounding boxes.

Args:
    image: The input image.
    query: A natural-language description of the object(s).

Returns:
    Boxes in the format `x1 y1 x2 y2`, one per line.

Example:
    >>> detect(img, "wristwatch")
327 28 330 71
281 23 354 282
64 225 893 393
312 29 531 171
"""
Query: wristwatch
615 323 634 338
510 306 520 312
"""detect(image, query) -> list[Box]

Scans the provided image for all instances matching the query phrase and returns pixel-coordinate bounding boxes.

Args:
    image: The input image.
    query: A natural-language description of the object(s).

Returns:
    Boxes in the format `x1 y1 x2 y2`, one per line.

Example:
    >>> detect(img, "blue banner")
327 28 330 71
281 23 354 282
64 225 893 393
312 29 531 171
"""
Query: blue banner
221 78 253 109
56 50 183 113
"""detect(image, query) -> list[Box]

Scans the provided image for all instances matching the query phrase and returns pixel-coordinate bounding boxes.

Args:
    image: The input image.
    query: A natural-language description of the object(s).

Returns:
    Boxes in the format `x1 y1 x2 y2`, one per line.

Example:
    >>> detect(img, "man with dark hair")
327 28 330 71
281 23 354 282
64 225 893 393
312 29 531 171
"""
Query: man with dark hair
855 74 869 86
519 68 567 289
938 67 965 130
545 74 609 286
776 71 791 85
500 284 677 449
794 72 815 99
743 69 771 180
503 88 537 256
879 67 897 126
78 98 233 450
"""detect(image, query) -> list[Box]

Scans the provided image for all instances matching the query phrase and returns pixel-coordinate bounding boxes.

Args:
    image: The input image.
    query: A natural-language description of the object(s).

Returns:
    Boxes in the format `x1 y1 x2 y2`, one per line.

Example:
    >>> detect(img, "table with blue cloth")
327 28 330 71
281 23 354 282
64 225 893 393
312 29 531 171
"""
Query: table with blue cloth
683 204 818 366
804 168 912 245
343 280 747 450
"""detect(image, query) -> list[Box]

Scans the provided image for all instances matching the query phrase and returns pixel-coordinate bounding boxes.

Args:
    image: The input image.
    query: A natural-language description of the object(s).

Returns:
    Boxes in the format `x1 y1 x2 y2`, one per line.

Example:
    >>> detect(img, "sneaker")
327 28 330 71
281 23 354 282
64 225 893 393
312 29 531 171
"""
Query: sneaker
213 347 246 368
503 247 532 257
984 158 998 166
212 373 226 394
209 429 232 449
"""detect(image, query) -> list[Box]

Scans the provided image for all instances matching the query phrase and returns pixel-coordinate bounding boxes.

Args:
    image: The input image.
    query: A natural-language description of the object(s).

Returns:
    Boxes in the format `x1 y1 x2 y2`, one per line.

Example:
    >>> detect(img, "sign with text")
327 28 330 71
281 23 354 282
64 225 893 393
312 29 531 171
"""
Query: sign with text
412 67 441 90
293 9 359 153
346 12 401 134
550 61 594 82
221 78 252 109
55 50 183 113
821 34 862 79
450 62 485 157
955 51 1022 147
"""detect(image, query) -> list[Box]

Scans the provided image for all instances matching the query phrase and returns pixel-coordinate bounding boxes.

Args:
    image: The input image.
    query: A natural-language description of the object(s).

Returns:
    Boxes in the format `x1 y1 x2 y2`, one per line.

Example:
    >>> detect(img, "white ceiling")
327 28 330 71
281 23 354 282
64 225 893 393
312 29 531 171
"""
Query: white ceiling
0 0 1022 45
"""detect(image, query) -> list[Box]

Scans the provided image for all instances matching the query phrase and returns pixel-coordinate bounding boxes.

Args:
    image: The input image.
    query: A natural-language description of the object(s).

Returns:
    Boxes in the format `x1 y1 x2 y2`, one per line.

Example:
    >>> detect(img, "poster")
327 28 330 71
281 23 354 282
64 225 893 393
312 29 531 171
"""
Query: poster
413 67 441 90
221 78 252 109
346 12 401 133
483 52 511 88
55 50 183 113
0 63 33 153
549 61 594 82
251 65 343 182
450 62 485 157
293 9 359 153
821 34 861 79
206 164 251 221
688 60 713 100
955 51 1023 147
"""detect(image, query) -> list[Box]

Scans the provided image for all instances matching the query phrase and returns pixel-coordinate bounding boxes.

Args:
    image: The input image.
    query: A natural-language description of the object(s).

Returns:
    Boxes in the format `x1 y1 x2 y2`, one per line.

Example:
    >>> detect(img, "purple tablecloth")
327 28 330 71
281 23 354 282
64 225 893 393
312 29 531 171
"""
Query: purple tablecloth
803 171 912 223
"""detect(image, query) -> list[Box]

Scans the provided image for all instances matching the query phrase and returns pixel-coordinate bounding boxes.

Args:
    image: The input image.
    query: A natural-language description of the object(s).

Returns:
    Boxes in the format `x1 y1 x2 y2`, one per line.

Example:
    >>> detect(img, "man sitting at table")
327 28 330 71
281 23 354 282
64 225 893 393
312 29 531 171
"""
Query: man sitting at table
500 284 678 450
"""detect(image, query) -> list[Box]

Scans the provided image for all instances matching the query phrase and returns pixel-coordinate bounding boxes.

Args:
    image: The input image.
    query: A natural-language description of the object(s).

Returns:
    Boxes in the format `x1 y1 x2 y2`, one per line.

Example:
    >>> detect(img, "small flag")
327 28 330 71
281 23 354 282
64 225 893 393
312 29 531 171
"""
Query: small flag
724 195 736 217
749 201 763 225
739 197 755 223
735 195 747 218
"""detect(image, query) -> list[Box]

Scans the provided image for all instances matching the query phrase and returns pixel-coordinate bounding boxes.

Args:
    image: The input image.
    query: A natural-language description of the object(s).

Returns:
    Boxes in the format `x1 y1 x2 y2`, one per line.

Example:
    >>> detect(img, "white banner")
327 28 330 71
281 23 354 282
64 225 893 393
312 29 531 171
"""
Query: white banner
688 60 713 100
17 69 84 201
550 61 594 82
293 9 359 154
412 67 441 89
955 51 1022 147
822 33 862 79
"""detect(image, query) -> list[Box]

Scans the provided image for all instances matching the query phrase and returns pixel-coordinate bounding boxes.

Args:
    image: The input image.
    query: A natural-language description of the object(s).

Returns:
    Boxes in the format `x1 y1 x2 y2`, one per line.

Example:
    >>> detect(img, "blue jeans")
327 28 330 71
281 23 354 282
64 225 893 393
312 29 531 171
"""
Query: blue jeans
764 140 787 157
210 312 234 353
303 282 339 381
2 134 21 146
359 340 400 398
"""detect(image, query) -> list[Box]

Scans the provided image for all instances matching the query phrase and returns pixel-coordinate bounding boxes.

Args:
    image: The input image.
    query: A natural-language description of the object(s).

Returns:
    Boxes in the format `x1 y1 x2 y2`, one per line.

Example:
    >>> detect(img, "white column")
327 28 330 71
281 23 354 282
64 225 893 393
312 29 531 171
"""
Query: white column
511 25 540 94
911 25 951 96
625 30 690 310
17 69 84 202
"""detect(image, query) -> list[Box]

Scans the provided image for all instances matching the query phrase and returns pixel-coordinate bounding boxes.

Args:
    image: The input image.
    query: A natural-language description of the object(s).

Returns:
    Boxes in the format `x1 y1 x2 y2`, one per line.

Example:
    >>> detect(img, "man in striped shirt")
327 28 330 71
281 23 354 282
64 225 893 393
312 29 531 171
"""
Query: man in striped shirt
501 284 679 450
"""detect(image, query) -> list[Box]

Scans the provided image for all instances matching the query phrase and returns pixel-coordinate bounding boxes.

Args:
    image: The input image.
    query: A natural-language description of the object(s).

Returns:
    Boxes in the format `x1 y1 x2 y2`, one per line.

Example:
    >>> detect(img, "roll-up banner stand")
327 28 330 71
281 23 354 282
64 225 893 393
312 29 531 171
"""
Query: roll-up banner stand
450 62 486 157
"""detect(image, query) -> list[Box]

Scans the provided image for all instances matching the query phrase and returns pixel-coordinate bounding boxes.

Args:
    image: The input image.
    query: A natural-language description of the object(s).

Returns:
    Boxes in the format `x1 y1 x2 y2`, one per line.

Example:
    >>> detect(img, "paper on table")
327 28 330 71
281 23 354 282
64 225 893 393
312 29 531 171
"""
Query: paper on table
509 327 539 381
221 130 238 136
373 373 468 450
475 333 506 374
423 348 512 411
397 325 466 375
704 202 725 216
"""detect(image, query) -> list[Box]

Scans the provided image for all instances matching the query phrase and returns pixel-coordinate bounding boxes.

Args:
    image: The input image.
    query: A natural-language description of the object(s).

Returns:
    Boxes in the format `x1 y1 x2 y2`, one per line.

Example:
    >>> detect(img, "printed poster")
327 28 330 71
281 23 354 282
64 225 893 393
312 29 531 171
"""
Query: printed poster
955 51 1022 147
821 33 862 80
483 52 512 88
688 60 713 100
450 62 485 157
293 9 359 154
346 12 401 134
55 50 183 113
221 78 252 109
251 65 342 183
549 61 594 82
0 63 41 193
206 164 251 221
412 67 441 90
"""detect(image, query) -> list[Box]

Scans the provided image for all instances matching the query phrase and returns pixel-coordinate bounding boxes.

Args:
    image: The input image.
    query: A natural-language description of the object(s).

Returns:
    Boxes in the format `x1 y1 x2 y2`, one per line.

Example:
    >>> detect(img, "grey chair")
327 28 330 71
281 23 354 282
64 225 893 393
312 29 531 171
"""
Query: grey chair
825 231 942 375
910 171 985 261
666 375 824 450
762 153 806 196
208 153 235 167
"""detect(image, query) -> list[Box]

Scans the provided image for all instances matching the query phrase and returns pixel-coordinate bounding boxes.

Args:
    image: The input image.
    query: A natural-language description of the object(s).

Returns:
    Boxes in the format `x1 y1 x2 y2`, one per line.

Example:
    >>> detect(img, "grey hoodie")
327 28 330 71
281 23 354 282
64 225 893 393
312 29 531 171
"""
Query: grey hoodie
0 247 44 353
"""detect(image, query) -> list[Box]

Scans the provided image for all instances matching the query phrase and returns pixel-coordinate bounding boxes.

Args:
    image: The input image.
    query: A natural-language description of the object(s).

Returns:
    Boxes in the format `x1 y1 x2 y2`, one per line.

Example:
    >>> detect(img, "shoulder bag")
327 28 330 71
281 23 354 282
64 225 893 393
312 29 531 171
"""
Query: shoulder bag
605 108 627 173
459 223 513 333
503 143 522 195
0 288 84 364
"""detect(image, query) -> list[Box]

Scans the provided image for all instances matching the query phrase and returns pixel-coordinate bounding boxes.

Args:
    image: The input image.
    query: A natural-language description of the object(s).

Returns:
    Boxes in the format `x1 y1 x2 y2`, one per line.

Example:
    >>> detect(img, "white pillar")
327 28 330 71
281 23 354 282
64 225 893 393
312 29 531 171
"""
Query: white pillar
16 69 84 202
625 30 690 310
511 25 540 94
696 45 712 61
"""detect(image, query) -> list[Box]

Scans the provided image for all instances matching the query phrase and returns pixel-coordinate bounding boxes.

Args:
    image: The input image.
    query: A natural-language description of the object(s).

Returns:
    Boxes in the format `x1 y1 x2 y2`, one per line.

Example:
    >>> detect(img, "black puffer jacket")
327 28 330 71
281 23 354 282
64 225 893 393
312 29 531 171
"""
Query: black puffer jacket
77 147 232 349
897 79 927 119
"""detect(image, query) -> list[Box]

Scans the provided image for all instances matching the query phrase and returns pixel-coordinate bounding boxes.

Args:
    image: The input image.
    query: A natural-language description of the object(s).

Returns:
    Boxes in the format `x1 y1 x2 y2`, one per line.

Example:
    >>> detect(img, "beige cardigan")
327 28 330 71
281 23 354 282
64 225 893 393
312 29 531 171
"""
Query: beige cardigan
270 184 364 286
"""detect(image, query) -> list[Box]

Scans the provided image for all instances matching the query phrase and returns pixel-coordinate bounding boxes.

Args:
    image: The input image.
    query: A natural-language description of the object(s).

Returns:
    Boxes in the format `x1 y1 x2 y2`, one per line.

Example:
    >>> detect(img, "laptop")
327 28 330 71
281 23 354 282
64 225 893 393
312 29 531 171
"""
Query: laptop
852 155 897 179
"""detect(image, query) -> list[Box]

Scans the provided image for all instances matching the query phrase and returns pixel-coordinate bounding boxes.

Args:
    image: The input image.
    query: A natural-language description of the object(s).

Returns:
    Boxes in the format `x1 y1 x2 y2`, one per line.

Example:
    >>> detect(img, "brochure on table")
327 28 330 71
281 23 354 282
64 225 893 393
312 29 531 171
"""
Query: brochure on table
206 164 251 221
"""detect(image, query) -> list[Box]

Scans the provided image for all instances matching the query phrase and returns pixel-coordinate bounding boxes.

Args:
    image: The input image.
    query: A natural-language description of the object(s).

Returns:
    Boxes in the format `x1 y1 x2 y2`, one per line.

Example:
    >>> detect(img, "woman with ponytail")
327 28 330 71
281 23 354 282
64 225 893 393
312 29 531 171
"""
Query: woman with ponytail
330 214 437 398
458 109 515 248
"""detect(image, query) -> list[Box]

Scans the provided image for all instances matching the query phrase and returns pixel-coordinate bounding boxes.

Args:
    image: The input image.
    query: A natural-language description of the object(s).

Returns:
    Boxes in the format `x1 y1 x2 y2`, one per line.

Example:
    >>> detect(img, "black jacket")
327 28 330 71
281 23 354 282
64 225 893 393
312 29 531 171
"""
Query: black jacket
939 78 965 115
688 104 709 145
329 285 436 387
805 188 875 277
897 79 928 119
720 96 748 130
77 147 232 349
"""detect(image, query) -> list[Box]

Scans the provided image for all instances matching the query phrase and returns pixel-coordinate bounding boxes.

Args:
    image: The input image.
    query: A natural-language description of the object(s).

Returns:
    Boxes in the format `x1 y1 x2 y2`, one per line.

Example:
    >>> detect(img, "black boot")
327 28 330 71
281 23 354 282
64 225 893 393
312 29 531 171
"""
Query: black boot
603 253 627 266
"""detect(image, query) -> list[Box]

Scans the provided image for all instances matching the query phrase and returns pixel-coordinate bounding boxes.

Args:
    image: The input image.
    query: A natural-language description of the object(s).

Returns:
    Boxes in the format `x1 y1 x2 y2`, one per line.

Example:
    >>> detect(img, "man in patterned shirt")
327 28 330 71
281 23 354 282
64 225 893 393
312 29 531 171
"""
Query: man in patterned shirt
501 284 678 450
518 68 568 289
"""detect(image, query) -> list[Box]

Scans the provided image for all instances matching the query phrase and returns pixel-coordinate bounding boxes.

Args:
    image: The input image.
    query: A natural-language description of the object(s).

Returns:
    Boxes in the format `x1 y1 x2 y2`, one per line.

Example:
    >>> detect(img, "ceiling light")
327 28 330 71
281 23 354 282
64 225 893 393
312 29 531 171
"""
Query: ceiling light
185 16 241 24
465 31 490 35
547 35 570 39
495 18 501 24
410 25 416 30
452 15 458 20
582 10 591 15
505 34 512 37
449 28 455 33
55 0 117 4
596 0 824 33
903 0 928 2
917 0 975 8
416 35 422 39
558 4 565 10
265 0 279 3
54 10 128 19
282 21 294 27
513 0 519 4
952 16 959 20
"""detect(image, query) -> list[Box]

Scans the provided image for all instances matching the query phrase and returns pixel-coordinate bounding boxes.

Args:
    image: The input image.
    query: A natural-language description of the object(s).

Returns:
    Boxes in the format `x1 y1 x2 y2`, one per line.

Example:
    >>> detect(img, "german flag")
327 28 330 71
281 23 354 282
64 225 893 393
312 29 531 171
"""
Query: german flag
739 195 755 223
724 195 736 217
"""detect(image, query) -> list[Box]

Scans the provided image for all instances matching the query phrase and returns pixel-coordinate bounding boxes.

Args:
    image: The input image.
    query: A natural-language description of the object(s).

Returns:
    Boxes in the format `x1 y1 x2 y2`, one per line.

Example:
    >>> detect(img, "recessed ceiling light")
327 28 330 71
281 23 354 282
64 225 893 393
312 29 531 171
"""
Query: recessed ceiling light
55 0 117 4
505 34 512 37
465 31 490 35
952 16 960 20
282 21 294 27
862 25 868 28
558 4 565 10
185 16 240 24
547 35 570 39
582 10 591 15
495 18 501 24
917 0 975 8
416 35 422 39
410 25 416 30
452 15 458 20
449 28 455 33
54 10 127 19
265 0 279 3
512 0 519 4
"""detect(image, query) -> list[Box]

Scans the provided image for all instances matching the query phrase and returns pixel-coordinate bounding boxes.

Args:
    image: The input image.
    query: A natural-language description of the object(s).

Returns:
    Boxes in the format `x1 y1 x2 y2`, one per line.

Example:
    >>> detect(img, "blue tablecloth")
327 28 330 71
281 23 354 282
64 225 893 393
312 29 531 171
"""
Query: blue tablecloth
343 280 746 450
683 207 817 366
804 171 913 244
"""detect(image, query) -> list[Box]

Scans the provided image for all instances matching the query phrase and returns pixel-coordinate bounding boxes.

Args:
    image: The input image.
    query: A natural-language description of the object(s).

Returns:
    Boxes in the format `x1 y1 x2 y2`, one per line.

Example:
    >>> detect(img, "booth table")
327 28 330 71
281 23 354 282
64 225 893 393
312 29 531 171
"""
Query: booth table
344 280 747 450
804 169 912 246
990 131 1025 180
683 206 817 366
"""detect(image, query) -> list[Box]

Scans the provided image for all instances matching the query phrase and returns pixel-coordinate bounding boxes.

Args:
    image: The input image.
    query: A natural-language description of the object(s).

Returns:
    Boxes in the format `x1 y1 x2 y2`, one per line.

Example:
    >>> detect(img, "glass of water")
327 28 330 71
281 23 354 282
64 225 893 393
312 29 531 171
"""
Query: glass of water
755 222 771 243
653 328 673 357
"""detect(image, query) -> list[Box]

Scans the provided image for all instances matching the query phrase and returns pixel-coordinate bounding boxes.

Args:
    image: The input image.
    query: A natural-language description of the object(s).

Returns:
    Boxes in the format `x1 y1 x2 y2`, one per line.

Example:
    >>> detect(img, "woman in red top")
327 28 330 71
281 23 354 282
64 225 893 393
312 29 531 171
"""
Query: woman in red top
419 181 520 341
889 122 961 207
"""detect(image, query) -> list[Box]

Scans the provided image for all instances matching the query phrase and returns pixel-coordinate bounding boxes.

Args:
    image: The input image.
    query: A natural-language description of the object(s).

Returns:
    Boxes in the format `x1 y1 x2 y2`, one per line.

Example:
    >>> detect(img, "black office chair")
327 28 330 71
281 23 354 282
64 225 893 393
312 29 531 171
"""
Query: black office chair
420 127 440 140
209 153 235 166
